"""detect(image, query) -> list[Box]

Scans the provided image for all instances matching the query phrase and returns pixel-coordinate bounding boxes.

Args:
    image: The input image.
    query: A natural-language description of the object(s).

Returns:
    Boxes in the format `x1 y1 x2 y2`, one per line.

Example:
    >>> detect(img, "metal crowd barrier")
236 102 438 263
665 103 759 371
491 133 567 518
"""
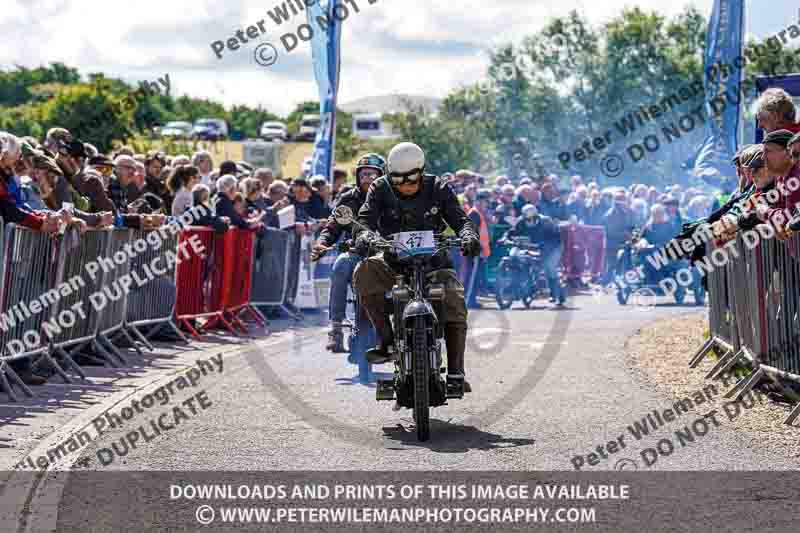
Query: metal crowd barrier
175 226 267 337
223 228 267 332
690 231 800 425
93 229 135 366
250 228 295 307
0 220 281 401
175 227 224 338
0 224 60 399
125 228 186 351
47 227 109 379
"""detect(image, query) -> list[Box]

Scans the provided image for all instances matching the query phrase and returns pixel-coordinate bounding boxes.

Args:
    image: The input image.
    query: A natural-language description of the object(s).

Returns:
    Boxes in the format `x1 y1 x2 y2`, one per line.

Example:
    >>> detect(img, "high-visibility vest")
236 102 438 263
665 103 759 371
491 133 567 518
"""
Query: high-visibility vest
468 207 491 257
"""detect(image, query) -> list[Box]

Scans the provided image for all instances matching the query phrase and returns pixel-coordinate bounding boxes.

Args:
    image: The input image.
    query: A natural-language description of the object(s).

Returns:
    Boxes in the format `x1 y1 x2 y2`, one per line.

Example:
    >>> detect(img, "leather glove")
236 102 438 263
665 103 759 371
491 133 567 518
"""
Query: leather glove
354 232 374 257
460 235 481 257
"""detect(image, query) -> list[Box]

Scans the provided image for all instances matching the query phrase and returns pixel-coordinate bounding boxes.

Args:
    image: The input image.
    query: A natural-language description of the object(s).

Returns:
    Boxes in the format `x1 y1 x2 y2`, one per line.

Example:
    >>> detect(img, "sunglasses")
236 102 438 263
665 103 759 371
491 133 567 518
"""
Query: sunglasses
389 169 421 185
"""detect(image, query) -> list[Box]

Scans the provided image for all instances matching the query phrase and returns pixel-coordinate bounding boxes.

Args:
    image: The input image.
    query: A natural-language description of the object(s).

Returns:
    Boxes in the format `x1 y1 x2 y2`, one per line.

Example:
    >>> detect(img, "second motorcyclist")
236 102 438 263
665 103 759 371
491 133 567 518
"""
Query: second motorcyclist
503 204 566 307
311 153 386 352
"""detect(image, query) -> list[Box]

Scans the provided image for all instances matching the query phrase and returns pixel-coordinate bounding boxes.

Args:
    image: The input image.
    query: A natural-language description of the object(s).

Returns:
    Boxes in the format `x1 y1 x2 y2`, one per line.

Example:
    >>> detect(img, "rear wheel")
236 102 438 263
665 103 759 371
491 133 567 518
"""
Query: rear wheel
521 266 537 308
495 265 515 310
412 316 430 441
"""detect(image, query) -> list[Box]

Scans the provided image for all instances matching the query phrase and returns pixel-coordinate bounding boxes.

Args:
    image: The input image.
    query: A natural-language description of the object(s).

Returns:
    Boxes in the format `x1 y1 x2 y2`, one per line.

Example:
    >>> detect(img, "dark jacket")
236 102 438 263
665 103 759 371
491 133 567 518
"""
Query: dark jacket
356 174 478 268
195 202 229 233
539 197 567 220
213 192 249 229
106 177 142 228
603 205 636 247
144 175 173 214
318 186 367 248
504 216 561 254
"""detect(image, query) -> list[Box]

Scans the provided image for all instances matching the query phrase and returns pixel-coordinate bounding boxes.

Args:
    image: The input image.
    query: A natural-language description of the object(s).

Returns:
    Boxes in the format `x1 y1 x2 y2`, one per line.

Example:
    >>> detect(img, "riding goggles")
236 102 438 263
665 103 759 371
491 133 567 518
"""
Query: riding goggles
389 169 421 185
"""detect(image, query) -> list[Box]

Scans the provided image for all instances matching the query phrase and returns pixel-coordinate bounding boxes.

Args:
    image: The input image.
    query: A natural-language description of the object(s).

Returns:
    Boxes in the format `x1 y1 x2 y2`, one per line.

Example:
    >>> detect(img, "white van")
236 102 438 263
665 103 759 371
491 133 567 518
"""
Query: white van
297 114 320 142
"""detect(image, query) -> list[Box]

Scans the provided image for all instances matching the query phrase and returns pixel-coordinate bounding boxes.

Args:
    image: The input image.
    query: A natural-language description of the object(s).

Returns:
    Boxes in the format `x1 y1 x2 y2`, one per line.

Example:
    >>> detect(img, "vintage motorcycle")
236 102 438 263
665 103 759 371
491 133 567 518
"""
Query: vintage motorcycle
332 206 467 441
493 236 545 309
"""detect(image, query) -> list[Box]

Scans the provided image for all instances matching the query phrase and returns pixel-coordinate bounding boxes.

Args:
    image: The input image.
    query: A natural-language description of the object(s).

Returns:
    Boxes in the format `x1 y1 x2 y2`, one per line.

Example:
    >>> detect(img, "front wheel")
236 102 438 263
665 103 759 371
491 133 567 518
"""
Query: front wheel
495 265 515 310
412 316 430 441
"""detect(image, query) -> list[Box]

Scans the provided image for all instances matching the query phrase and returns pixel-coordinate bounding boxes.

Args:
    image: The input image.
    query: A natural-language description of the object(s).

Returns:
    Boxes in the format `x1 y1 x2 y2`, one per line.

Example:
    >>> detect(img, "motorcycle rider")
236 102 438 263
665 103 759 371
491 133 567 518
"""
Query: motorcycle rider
503 204 566 307
311 153 386 352
351 142 481 391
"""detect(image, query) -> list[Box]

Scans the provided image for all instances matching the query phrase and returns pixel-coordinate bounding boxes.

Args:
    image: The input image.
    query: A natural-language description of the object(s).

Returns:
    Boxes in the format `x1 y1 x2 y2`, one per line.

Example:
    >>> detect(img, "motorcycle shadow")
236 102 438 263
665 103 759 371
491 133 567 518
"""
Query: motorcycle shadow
334 372 395 387
382 420 536 452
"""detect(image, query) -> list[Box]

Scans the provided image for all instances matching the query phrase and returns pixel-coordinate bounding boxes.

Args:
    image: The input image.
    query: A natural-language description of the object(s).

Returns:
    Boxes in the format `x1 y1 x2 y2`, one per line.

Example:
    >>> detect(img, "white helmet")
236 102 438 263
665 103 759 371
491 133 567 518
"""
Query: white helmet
387 142 425 179
522 204 539 219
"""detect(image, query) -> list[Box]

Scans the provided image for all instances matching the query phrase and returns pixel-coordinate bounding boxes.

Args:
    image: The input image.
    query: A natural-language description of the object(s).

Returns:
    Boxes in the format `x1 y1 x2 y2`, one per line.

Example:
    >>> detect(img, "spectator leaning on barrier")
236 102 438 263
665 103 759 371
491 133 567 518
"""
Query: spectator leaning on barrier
0 132 62 233
168 165 201 217
192 183 228 232
111 155 163 229
761 130 800 236
213 174 263 230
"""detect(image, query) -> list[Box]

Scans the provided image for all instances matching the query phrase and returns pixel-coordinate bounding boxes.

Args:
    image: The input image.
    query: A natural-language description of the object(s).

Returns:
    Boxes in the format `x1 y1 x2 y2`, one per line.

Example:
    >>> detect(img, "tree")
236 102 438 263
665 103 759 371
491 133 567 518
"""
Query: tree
39 83 134 152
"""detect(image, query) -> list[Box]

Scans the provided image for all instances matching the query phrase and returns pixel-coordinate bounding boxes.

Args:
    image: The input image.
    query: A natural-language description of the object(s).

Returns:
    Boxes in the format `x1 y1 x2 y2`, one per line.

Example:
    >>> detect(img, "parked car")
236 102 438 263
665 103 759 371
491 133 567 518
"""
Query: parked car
160 121 193 139
259 121 288 142
296 114 320 142
192 118 228 141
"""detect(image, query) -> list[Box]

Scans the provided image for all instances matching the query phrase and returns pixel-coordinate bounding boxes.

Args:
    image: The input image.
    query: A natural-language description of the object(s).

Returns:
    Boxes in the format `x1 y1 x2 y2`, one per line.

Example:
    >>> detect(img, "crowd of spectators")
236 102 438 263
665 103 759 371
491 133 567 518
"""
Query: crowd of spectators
443 167 718 284
0 126 349 386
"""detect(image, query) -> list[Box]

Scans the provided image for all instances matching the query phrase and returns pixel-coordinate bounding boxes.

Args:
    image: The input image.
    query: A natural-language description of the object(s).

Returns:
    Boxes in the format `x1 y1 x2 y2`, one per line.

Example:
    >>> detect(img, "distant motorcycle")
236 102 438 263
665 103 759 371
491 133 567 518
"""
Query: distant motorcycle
333 206 466 442
494 236 545 310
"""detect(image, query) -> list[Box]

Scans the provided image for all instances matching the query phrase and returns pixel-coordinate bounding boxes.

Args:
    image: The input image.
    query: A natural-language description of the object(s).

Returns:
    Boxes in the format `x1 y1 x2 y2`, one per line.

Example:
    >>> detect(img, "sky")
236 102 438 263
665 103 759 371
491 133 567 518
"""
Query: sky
2 0 798 116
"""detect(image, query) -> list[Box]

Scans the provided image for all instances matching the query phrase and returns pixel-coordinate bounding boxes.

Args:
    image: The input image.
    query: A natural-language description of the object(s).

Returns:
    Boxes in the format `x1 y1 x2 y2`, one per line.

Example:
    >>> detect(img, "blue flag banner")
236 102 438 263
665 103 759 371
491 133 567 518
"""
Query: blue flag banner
307 0 343 182
693 0 745 181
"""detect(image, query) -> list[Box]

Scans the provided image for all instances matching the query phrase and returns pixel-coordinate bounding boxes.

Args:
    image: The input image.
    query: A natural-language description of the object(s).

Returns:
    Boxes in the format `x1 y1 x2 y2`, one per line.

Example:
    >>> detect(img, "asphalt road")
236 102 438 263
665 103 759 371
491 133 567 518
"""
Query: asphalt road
7 292 800 532
53 293 800 472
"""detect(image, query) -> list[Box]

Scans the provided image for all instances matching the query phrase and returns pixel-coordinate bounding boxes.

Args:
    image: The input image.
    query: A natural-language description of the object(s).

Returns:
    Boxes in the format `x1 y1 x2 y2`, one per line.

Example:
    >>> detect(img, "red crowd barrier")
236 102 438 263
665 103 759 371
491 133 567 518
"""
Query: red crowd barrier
219 228 266 333
560 224 606 281
175 227 266 338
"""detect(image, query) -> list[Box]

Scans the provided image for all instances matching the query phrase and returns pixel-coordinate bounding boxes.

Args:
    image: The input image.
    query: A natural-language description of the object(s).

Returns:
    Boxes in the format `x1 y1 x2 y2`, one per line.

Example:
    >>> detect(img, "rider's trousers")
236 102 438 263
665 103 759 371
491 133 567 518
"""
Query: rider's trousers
328 252 359 325
352 254 468 327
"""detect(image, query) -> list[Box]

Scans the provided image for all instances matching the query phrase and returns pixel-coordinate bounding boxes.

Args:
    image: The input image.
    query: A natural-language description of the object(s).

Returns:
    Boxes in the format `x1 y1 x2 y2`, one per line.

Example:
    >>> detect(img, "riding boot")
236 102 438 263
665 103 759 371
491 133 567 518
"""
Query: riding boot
326 323 346 353
362 293 395 364
445 323 472 393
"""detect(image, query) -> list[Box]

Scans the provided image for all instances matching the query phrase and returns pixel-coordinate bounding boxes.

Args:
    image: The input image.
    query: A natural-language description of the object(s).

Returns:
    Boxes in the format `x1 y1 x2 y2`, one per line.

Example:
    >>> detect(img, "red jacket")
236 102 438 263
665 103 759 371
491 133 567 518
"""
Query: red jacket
0 171 45 230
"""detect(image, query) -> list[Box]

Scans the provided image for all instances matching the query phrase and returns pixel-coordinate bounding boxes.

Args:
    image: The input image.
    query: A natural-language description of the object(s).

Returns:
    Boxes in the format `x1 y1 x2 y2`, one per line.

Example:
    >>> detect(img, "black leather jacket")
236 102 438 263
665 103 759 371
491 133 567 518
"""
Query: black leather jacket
318 186 366 248
355 174 477 269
